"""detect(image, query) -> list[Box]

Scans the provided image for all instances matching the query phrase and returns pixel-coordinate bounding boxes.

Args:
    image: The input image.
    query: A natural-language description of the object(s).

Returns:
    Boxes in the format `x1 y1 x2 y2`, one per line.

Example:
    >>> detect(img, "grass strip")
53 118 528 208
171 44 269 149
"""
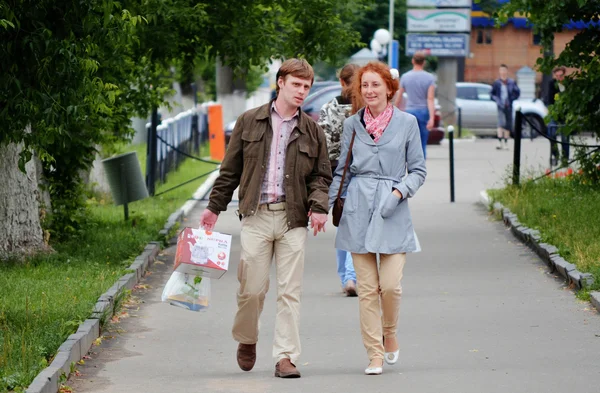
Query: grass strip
0 143 216 392
488 177 600 298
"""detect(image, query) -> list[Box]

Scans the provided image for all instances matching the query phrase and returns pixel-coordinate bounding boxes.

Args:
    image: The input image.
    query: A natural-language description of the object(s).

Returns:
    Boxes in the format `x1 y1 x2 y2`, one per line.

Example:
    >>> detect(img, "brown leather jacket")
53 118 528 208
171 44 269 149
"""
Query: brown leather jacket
207 101 332 229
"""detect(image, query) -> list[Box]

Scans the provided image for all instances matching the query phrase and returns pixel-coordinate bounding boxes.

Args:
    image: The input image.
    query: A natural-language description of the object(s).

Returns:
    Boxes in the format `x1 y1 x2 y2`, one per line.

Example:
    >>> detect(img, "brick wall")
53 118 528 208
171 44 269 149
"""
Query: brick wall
465 25 578 85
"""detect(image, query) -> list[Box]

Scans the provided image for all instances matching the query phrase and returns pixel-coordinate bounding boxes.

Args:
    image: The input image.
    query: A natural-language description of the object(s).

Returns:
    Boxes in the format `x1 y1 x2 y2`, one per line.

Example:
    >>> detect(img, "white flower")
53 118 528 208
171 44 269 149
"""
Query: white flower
390 68 399 80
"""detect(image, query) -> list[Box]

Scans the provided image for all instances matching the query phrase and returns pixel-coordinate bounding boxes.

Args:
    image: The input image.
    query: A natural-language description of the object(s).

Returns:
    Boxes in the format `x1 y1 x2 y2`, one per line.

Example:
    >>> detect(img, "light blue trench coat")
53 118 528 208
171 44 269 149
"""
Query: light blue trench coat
328 107 427 254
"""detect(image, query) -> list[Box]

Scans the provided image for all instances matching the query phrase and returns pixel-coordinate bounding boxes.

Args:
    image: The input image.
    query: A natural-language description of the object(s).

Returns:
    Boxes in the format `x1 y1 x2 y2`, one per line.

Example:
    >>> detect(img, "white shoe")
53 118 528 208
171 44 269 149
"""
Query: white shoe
365 365 383 375
385 349 399 365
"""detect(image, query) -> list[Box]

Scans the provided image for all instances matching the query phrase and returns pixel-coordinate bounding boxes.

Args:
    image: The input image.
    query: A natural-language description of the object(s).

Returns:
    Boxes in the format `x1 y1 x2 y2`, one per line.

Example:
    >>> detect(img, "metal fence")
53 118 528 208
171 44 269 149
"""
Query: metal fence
145 106 209 196
512 109 600 185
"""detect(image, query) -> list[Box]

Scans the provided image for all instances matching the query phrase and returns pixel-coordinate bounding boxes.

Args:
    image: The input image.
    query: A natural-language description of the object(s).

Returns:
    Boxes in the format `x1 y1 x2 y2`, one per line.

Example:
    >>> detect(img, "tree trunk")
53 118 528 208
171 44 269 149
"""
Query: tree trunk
0 142 47 257
216 57 247 124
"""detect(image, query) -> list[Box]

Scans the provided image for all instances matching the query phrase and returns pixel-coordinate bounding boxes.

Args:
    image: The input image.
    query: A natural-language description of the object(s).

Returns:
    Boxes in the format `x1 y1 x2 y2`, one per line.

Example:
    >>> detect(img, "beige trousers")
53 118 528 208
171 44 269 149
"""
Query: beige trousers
351 252 406 361
231 203 307 364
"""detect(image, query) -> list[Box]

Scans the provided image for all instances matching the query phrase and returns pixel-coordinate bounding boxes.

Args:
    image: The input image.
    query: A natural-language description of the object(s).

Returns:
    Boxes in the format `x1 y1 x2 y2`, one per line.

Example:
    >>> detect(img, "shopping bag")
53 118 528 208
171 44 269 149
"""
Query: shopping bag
161 271 210 312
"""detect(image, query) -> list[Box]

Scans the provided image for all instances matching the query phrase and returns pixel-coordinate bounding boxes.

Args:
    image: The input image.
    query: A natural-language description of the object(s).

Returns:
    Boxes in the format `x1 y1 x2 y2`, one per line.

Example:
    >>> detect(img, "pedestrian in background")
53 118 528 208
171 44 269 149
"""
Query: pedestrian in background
393 51 435 159
491 64 520 150
330 62 427 375
543 66 570 167
200 58 332 379
317 63 361 297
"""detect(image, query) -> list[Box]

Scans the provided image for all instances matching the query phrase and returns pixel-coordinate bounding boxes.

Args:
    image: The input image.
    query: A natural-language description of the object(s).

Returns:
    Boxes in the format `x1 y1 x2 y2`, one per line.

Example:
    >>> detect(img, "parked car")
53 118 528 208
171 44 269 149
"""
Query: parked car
302 85 445 145
269 80 337 101
455 82 548 138
309 81 338 95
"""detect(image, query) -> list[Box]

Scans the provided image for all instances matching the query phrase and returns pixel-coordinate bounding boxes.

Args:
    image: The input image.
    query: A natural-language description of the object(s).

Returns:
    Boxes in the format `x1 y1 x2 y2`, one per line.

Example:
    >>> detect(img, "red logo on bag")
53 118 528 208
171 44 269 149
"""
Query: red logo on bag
218 252 226 260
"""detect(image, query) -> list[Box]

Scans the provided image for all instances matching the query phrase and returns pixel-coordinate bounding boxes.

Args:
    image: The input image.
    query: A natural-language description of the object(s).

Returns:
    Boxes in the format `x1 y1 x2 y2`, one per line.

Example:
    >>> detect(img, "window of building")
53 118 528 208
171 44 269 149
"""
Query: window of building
476 28 493 45
533 33 542 46
485 28 493 44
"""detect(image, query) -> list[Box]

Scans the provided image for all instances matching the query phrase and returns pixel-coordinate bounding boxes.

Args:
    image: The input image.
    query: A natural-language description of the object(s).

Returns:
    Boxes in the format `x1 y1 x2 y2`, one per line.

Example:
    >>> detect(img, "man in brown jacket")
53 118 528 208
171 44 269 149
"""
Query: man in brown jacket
200 59 332 378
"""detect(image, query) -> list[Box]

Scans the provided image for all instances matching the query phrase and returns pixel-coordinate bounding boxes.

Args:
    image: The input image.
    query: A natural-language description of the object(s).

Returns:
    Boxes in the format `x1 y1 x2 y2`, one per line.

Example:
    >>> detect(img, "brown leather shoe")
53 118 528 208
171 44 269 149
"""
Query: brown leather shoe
237 343 256 371
274 358 301 378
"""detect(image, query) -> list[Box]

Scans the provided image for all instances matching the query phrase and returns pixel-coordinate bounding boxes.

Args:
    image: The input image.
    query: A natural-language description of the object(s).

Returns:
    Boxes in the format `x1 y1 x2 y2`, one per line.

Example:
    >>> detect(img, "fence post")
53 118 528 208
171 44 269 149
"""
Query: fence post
208 104 225 161
448 125 455 203
513 108 523 186
457 107 462 139
146 107 159 196
191 83 200 153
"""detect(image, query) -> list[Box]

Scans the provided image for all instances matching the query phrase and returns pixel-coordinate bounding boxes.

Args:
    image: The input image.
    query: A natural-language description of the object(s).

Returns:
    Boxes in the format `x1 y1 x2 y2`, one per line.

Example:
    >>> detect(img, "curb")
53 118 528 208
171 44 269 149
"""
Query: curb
25 171 219 393
479 190 598 312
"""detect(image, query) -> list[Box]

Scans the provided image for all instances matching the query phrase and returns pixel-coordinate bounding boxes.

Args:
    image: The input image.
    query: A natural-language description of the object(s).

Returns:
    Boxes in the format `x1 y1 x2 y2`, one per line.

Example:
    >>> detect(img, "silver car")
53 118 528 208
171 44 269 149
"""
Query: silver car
456 82 548 138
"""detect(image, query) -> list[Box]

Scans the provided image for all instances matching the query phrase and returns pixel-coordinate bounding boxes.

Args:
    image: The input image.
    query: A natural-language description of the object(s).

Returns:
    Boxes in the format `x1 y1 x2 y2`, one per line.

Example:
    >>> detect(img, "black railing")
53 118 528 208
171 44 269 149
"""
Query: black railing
512 109 600 185
146 106 210 196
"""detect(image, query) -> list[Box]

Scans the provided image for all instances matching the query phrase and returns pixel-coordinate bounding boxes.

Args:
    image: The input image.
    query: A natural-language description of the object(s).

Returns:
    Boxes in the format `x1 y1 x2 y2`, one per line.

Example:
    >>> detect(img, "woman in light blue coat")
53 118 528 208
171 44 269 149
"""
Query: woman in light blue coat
329 62 426 375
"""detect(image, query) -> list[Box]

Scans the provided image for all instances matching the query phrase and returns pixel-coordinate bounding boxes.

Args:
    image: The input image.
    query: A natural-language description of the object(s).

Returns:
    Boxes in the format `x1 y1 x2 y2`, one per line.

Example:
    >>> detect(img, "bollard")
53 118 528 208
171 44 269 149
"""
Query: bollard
513 108 523 186
457 107 462 139
448 125 455 203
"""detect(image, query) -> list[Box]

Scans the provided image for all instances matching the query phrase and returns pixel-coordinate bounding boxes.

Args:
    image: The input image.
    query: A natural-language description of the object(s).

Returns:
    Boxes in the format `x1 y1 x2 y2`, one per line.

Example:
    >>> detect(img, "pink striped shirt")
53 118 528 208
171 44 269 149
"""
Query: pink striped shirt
260 102 299 204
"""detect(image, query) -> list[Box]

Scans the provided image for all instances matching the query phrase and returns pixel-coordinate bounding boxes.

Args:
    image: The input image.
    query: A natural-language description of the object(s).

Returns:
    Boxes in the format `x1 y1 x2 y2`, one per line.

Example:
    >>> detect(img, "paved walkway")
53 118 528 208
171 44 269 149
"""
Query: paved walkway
70 138 600 393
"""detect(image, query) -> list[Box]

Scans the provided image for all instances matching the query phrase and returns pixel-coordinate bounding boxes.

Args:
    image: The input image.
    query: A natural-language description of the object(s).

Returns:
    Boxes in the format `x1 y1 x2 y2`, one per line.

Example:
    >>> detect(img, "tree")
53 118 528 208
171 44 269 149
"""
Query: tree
494 0 600 185
0 142 46 257
351 0 409 71
0 0 366 255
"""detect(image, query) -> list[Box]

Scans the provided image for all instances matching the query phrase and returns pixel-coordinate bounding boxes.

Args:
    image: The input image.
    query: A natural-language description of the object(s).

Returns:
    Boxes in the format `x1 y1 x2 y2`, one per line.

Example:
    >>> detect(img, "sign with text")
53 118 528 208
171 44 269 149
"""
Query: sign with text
407 0 472 7
407 9 471 32
406 34 470 57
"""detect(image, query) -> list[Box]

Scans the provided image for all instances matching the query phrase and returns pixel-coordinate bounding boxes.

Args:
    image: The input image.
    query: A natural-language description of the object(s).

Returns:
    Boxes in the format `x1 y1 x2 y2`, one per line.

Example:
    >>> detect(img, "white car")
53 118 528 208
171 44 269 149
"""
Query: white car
455 82 548 138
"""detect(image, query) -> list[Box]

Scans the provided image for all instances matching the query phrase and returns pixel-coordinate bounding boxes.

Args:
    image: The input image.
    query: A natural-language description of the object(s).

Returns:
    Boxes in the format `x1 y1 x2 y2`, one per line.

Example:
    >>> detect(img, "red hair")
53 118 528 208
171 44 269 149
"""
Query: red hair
352 61 399 114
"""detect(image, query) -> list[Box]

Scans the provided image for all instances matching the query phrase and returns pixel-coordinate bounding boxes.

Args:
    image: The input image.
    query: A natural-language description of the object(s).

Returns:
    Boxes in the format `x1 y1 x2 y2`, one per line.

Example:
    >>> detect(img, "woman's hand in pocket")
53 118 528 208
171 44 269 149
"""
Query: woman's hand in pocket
381 191 403 219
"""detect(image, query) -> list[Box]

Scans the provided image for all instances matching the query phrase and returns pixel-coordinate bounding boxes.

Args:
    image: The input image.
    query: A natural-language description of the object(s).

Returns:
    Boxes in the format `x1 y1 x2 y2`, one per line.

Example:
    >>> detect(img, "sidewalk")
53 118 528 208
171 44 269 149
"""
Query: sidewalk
69 139 600 393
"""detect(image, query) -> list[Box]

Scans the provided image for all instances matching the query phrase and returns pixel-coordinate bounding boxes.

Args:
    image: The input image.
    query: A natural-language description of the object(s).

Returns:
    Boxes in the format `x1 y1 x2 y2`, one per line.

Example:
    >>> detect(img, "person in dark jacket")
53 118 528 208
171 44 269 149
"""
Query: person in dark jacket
491 64 520 150
543 66 570 166
200 58 332 379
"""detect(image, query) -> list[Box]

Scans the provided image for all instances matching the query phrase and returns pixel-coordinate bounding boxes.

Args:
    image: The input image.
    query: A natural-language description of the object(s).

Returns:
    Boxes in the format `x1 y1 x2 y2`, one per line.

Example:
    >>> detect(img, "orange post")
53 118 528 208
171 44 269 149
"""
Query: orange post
208 104 225 161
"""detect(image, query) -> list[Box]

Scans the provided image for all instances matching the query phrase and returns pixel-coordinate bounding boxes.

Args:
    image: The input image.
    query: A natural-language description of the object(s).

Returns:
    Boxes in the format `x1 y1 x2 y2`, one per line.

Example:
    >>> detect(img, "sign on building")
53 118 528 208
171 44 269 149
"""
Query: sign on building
407 9 471 32
407 0 472 7
406 34 470 57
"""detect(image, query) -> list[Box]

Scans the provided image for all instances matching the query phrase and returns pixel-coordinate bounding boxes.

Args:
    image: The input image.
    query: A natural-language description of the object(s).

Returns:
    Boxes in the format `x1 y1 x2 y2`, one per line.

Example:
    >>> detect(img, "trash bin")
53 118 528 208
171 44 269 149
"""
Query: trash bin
101 152 149 219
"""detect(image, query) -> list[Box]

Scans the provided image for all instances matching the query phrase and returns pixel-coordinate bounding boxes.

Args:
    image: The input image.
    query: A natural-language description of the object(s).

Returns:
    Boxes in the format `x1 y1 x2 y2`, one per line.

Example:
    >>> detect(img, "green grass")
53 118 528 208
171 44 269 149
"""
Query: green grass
0 143 217 392
488 177 600 297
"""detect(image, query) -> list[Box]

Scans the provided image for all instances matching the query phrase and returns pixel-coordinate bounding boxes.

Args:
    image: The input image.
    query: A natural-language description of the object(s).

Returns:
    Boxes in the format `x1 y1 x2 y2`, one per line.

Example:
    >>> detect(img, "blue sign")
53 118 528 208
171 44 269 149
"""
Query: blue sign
406 33 470 57
390 40 399 69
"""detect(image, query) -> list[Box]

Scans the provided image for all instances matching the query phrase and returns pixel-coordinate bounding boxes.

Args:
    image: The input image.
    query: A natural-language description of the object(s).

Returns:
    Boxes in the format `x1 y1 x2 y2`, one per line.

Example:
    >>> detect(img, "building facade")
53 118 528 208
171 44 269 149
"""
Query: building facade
465 4 582 87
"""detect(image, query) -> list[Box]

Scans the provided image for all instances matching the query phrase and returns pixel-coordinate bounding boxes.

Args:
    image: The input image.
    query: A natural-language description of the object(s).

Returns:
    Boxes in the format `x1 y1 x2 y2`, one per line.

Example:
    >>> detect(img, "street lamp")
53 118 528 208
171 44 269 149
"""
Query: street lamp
371 28 390 62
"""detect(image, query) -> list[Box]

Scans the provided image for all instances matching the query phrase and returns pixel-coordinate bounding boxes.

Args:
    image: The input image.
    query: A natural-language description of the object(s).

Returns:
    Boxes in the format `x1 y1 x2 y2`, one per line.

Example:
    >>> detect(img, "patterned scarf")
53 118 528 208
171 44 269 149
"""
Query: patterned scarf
364 103 393 143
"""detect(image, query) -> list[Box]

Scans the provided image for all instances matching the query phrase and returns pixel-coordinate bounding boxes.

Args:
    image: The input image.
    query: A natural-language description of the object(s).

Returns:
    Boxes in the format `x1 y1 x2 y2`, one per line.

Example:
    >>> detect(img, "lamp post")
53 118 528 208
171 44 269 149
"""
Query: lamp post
388 0 394 67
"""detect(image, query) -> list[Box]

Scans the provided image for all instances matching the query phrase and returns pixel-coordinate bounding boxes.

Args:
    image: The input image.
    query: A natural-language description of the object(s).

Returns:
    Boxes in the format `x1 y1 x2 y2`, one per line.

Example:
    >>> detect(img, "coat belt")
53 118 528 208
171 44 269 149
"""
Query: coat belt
354 174 401 182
